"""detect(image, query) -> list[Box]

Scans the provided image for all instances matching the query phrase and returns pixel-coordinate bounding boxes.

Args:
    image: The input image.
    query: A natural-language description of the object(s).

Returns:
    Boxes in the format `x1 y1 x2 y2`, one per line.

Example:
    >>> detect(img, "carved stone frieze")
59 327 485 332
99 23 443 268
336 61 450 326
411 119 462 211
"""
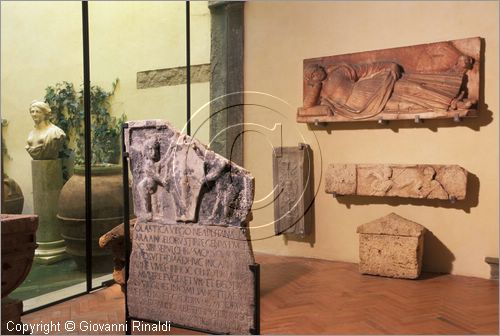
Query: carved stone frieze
326 164 467 200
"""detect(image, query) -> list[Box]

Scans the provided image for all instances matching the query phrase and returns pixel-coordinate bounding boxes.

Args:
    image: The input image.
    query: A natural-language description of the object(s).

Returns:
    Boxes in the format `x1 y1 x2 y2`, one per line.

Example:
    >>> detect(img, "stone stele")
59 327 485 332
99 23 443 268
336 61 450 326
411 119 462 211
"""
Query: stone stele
325 163 468 200
272 144 313 236
124 120 257 334
297 37 480 123
357 213 426 279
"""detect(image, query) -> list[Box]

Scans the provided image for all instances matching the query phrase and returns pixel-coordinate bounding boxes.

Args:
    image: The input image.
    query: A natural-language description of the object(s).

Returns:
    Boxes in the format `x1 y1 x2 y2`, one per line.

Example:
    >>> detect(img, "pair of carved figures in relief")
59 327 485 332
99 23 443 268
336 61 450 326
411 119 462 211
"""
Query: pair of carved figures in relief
365 165 447 199
303 57 474 119
136 136 224 222
127 121 253 226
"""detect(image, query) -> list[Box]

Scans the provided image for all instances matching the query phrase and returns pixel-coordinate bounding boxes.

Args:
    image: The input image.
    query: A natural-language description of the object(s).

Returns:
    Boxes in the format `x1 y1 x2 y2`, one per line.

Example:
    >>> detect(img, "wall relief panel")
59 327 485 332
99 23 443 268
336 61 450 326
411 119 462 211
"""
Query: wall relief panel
326 164 467 200
297 37 481 123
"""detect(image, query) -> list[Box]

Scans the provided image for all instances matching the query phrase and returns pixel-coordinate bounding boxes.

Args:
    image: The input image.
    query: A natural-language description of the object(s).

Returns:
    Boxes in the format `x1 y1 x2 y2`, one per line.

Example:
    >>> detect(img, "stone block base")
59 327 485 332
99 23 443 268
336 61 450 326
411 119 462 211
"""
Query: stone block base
359 234 424 279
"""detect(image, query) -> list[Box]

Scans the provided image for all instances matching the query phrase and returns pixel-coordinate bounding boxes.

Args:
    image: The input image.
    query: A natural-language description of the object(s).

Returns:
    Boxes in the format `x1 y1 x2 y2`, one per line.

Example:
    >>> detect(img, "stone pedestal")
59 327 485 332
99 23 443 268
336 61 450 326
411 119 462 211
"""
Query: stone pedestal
31 160 67 264
357 213 426 279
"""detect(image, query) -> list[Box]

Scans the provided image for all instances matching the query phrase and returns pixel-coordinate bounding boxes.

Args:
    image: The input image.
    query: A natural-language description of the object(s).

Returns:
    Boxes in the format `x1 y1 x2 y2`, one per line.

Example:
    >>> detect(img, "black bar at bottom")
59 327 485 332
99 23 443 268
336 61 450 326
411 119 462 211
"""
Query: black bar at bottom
249 263 261 335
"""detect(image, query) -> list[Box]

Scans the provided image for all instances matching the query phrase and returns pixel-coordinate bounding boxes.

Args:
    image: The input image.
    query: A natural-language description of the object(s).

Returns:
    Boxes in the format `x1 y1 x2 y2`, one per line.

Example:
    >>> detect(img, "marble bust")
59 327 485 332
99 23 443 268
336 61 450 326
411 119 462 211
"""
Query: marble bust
26 101 66 160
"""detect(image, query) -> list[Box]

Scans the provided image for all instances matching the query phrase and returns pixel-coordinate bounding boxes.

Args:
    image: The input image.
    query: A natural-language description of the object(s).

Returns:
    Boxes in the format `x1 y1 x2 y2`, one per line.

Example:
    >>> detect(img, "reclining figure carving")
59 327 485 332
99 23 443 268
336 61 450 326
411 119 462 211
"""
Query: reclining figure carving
301 57 475 120
297 37 481 122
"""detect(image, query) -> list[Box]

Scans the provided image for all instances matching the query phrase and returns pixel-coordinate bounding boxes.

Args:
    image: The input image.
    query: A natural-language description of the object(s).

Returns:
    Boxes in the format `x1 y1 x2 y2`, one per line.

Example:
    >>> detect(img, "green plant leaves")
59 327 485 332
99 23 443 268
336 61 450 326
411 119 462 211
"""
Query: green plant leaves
44 79 125 166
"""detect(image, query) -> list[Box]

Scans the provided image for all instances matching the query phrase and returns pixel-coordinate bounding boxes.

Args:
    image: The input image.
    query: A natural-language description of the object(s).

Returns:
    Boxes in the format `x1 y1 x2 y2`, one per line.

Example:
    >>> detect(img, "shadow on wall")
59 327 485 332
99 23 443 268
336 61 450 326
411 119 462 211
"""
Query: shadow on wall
334 171 480 214
422 230 455 274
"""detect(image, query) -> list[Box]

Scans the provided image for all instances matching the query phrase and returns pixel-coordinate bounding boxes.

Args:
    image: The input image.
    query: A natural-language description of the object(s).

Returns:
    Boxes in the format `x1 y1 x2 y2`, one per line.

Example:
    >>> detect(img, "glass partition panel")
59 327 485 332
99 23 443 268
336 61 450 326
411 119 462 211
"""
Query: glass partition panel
189 1 211 144
1 1 87 310
88 1 187 287
1 0 214 308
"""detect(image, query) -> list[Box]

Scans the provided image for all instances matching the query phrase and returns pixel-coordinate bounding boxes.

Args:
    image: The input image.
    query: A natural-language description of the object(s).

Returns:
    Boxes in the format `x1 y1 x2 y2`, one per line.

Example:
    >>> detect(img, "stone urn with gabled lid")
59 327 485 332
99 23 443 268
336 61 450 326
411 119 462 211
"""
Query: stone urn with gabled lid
357 212 426 279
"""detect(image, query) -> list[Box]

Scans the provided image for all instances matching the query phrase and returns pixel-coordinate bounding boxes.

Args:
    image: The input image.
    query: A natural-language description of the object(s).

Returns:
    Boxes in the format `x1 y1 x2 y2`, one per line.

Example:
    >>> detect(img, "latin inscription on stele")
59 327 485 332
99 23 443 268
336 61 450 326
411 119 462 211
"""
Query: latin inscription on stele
125 120 257 334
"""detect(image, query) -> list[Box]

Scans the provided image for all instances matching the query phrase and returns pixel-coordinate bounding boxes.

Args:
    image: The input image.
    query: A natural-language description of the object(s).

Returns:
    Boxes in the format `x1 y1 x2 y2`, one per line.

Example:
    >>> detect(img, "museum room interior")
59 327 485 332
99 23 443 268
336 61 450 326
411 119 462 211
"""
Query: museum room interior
1 1 498 335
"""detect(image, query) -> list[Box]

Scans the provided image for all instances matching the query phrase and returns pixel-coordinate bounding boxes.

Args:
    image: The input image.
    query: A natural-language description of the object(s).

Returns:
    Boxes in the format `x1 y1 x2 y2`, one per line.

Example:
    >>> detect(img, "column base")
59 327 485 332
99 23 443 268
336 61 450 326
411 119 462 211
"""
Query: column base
34 240 69 265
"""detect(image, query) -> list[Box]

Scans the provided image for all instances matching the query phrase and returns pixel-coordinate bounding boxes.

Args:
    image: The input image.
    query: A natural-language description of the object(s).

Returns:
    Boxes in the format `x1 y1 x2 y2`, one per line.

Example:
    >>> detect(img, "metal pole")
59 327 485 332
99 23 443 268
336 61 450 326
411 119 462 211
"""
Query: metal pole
250 263 261 335
81 0 93 293
186 0 191 136
122 123 132 335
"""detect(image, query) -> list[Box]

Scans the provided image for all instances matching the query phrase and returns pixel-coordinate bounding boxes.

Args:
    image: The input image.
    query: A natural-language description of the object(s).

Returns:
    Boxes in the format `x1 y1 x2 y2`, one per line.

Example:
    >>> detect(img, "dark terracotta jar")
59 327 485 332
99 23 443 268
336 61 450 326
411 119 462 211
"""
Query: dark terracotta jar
2 175 24 214
1 214 38 297
1 214 38 334
57 165 132 273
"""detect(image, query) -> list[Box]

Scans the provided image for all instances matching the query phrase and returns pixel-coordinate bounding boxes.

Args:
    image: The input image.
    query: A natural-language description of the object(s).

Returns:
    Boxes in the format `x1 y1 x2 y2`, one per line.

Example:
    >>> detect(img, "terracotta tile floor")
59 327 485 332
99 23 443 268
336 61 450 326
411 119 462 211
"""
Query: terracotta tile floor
22 254 499 335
